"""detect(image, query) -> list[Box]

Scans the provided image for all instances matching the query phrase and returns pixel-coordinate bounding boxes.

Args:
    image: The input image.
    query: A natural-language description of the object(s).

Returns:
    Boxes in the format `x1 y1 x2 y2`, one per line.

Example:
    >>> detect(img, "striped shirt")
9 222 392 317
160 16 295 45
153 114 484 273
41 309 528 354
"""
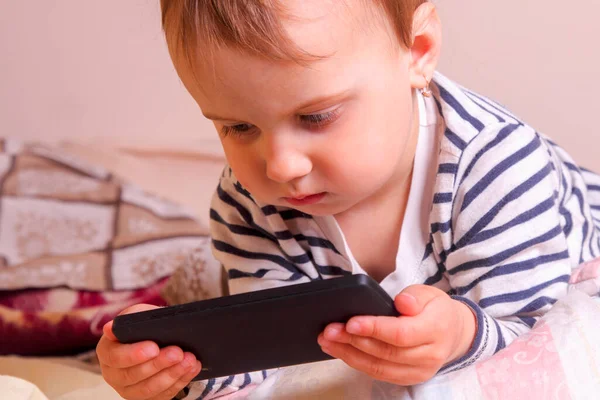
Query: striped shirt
184 71 600 398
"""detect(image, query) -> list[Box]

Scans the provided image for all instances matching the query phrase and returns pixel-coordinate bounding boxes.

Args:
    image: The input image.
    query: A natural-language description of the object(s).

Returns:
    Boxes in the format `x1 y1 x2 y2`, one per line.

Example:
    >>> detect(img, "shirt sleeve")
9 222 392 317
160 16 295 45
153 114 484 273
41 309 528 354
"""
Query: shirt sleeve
437 124 573 374
181 370 277 400
209 168 323 294
181 168 317 398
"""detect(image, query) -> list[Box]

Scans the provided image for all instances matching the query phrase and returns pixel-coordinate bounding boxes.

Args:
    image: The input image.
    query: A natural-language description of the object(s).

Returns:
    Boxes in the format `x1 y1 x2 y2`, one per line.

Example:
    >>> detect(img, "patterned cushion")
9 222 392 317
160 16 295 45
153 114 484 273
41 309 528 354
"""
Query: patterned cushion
0 138 218 355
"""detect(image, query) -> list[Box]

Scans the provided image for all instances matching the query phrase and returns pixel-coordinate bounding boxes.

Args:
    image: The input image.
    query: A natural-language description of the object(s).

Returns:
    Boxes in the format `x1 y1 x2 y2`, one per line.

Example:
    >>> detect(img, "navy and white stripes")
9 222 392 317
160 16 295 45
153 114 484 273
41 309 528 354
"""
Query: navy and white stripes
183 71 600 398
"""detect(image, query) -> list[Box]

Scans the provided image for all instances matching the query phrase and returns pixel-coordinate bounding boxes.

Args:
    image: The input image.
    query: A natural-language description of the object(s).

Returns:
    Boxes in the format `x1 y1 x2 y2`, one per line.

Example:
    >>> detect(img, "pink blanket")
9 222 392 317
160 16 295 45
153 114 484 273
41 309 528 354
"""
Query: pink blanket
232 286 600 399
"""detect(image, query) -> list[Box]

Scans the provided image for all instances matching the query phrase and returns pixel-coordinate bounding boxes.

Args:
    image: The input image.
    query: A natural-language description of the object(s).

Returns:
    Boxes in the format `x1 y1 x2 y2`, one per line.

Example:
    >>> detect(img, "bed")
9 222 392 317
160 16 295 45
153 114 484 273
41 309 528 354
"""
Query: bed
1 137 599 400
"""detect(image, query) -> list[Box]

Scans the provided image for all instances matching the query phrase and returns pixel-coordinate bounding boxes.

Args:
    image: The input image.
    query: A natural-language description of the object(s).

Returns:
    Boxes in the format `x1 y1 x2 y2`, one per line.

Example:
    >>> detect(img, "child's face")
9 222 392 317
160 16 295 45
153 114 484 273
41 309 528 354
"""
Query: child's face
179 0 424 216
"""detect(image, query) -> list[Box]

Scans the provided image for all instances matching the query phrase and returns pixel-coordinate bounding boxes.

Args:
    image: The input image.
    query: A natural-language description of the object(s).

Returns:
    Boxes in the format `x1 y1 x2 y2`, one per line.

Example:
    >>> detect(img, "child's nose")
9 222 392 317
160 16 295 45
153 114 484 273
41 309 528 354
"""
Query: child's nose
265 146 312 184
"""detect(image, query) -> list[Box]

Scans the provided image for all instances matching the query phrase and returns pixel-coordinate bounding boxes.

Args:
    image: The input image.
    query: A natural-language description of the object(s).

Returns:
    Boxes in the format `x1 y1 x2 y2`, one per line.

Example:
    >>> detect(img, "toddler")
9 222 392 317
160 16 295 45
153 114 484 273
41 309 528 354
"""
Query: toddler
97 1 600 399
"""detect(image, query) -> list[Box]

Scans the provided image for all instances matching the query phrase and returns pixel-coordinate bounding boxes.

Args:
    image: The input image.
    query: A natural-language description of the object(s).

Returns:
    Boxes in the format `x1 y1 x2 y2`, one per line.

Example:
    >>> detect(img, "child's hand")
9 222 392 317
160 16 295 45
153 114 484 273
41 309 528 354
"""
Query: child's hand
96 304 202 400
318 285 476 385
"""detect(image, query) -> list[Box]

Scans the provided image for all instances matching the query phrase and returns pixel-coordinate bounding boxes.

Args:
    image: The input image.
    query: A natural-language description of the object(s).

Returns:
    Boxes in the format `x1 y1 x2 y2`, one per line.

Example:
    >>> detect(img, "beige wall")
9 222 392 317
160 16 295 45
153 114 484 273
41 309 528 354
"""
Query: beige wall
1 1 598 169
436 1 599 170
0 0 220 154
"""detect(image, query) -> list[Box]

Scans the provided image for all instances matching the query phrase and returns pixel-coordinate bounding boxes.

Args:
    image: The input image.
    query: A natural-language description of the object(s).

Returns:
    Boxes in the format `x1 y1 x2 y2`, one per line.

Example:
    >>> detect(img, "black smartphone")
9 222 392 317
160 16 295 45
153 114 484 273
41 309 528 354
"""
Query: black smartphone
112 274 398 380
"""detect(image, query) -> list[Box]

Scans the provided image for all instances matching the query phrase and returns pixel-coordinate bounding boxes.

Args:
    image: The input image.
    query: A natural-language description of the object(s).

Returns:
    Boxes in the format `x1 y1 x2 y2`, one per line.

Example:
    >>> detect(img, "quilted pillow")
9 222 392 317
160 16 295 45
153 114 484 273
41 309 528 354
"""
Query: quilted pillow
0 138 216 355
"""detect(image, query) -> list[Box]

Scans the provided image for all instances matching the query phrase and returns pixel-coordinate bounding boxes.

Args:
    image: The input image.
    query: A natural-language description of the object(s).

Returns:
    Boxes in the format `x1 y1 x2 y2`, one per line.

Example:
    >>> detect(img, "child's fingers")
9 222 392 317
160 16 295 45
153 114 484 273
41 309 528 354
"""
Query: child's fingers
97 337 160 369
118 303 163 316
321 333 444 367
120 353 201 400
320 341 429 386
102 320 118 341
343 315 433 348
322 323 352 343
394 285 444 316
103 346 185 387
148 361 203 400
102 304 163 342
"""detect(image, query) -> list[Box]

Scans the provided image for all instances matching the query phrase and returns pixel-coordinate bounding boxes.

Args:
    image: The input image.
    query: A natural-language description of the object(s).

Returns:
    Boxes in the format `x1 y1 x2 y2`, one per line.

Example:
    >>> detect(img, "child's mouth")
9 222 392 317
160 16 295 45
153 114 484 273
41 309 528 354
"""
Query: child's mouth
284 192 326 206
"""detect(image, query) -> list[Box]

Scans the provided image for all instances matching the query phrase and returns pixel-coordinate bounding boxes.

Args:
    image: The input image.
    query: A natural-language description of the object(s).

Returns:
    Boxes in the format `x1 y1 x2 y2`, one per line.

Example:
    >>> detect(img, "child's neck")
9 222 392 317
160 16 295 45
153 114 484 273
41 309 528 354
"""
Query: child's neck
335 167 413 282
335 93 420 282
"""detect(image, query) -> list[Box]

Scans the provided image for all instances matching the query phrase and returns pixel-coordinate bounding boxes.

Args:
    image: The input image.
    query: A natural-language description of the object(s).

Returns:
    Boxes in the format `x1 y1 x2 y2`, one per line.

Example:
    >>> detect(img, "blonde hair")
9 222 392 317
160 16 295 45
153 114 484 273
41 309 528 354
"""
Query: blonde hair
160 0 426 67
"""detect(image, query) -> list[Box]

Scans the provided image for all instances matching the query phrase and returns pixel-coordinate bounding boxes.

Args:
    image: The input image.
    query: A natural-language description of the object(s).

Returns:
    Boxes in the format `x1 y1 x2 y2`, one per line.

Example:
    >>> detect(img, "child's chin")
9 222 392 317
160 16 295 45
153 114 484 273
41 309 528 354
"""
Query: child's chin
291 202 350 217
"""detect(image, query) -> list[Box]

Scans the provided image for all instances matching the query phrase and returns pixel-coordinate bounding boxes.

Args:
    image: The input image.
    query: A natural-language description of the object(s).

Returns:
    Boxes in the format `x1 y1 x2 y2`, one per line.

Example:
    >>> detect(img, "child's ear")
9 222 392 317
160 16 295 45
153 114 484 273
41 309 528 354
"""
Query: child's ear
408 2 442 90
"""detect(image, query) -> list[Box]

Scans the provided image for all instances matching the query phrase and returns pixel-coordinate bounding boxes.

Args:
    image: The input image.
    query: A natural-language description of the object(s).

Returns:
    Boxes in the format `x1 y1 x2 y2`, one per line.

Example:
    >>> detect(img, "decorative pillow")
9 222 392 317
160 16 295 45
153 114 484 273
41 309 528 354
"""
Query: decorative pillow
160 245 224 306
0 138 218 355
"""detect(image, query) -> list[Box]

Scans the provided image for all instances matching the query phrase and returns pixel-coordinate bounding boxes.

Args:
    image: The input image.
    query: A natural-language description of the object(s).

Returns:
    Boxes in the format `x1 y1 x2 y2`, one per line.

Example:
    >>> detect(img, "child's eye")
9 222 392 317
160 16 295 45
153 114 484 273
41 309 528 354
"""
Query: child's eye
220 123 256 138
299 108 341 130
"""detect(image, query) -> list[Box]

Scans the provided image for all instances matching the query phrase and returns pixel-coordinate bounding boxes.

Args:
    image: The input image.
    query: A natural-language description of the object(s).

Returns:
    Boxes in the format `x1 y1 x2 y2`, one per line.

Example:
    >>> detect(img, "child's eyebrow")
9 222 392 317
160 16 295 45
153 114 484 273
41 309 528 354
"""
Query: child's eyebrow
294 89 353 113
202 112 235 122
202 89 353 122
